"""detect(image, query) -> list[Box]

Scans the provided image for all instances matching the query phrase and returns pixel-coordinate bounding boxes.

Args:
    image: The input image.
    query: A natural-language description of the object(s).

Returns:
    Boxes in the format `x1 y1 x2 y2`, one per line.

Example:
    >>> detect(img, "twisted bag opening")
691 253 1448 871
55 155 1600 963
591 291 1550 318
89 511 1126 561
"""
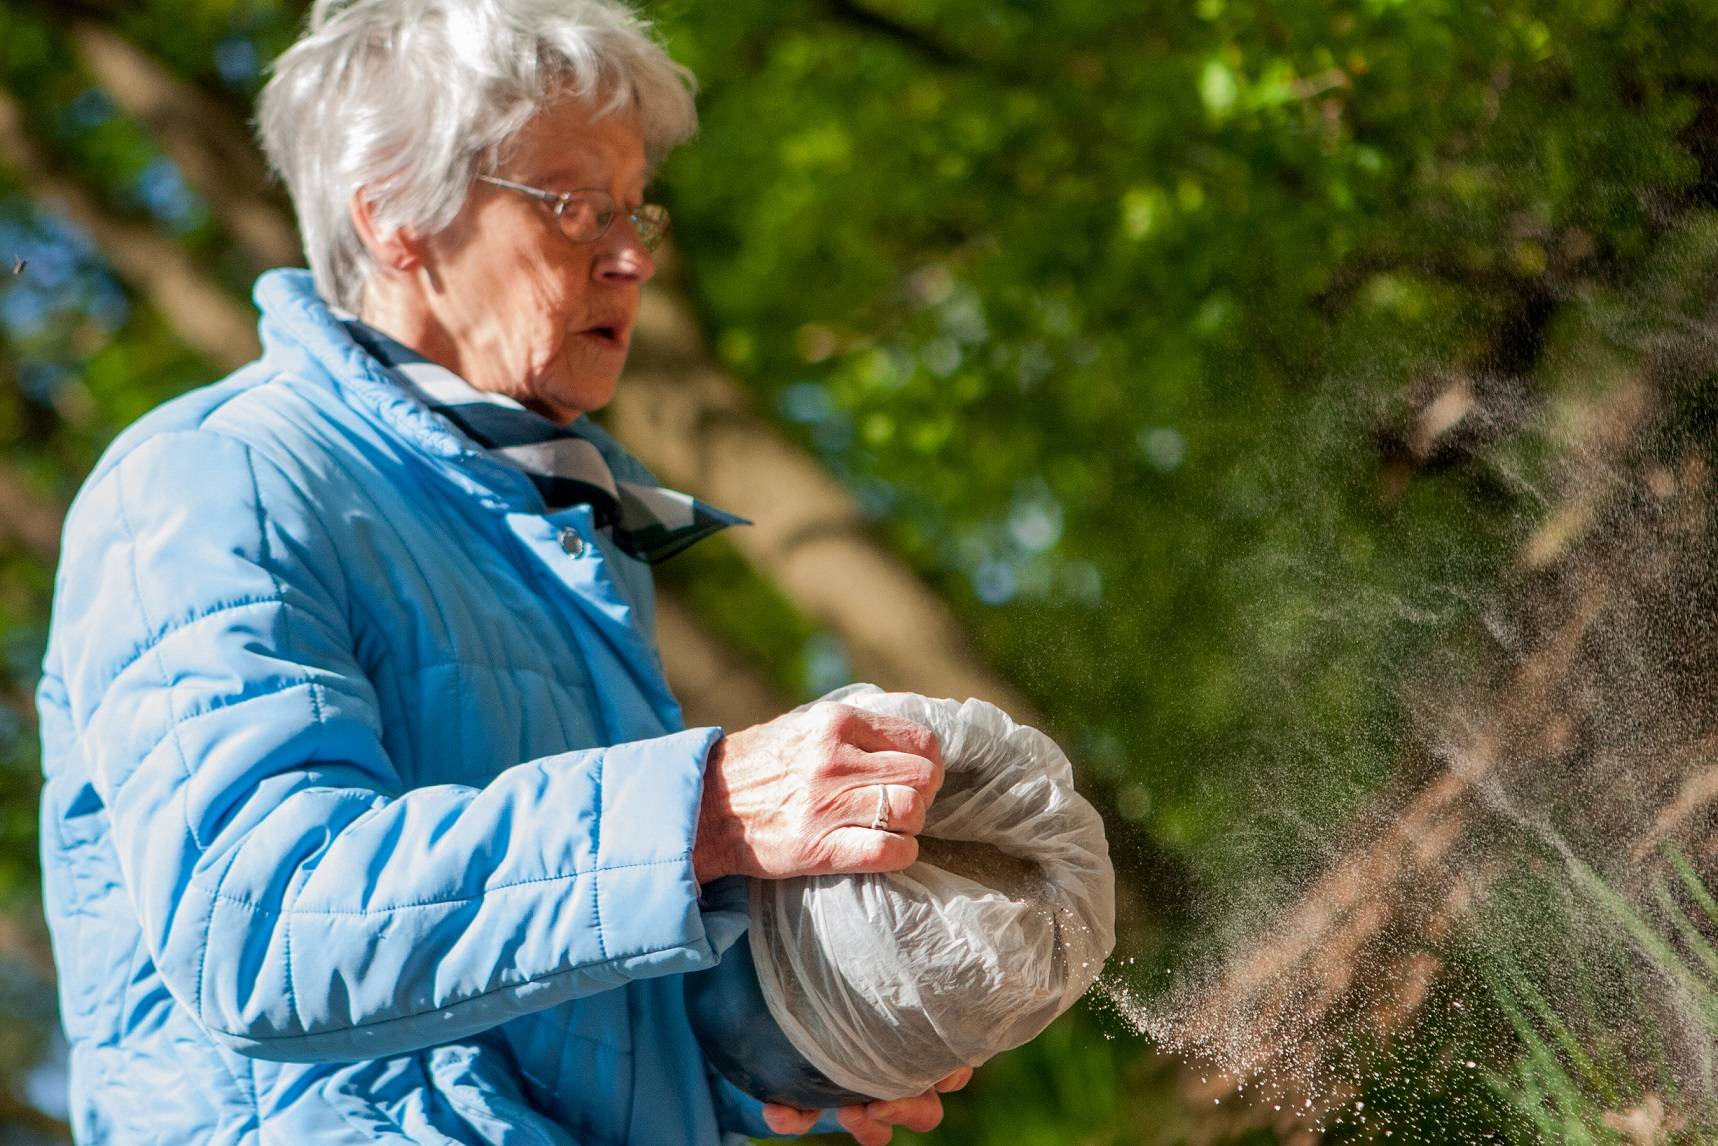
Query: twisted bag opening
746 685 1118 1100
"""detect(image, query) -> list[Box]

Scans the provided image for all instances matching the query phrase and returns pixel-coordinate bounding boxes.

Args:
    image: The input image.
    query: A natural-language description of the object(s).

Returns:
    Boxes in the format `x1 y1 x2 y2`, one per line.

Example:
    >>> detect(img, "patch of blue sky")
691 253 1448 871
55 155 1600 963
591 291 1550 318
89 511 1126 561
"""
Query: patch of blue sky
214 37 260 87
60 88 116 134
84 275 129 332
809 412 854 454
18 360 70 403
779 380 834 423
972 558 1017 606
1007 486 1064 553
132 158 205 233
0 281 51 336
0 212 129 339
850 475 897 519
801 631 854 699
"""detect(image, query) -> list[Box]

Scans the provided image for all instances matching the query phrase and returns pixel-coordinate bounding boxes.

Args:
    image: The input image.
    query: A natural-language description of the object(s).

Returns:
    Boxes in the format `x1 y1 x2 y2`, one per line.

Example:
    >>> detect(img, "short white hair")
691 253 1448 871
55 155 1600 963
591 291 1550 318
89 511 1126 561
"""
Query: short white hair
257 0 697 310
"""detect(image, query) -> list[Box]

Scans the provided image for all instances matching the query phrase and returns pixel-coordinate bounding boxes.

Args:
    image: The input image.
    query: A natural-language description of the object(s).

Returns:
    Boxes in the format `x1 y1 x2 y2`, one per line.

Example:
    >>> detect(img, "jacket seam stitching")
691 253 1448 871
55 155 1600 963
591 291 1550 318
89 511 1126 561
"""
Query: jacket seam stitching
95 597 283 699
282 898 298 1035
591 749 607 963
259 414 478 783
244 439 306 1033
262 417 462 649
192 854 690 916
244 444 328 728
210 408 360 627
189 380 260 434
209 933 705 1044
104 628 599 710
195 873 219 1033
113 467 205 859
196 808 253 1033
121 678 336 739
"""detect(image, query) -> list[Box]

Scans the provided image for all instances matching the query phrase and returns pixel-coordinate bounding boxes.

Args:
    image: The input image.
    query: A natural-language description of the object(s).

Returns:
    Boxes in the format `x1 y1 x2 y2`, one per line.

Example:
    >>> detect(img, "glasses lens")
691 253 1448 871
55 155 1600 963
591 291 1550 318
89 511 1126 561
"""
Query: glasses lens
556 193 613 244
633 204 670 251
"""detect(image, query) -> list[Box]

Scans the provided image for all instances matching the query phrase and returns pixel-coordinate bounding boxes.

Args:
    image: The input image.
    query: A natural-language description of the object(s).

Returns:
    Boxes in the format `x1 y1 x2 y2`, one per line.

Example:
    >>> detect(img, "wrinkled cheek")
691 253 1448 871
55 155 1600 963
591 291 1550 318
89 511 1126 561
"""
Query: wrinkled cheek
527 338 618 416
513 264 579 360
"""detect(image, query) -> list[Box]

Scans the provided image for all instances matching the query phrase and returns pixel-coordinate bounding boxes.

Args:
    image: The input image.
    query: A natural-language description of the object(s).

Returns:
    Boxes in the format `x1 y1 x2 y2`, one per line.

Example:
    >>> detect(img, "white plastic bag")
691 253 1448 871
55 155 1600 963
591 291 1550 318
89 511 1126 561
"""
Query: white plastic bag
746 685 1117 1100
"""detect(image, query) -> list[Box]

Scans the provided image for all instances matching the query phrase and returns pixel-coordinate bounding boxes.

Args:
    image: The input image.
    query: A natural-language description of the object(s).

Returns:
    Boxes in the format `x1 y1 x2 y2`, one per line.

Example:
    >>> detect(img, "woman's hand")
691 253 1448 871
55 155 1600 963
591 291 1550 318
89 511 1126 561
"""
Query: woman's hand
693 702 944 883
760 1068 973 1145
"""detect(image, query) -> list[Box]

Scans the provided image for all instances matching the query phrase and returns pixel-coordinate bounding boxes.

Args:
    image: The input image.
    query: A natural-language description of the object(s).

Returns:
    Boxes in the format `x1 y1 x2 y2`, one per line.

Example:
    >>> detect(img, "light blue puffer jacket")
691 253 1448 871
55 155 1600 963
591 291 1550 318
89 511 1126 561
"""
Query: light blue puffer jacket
36 268 797 1144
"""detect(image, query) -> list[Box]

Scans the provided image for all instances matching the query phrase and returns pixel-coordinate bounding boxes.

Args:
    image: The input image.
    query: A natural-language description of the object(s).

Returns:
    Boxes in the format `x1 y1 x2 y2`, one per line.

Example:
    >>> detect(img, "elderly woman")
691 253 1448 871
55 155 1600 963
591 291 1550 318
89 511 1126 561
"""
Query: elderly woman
35 1 968 1142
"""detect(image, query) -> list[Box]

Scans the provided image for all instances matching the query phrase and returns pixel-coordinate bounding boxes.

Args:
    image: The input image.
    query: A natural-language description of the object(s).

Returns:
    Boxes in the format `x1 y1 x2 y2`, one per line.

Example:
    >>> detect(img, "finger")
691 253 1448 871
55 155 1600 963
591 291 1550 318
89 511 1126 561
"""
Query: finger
867 1091 945 1134
819 825 919 874
845 781 929 836
933 1066 974 1092
762 1104 822 1135
849 748 942 795
837 1104 893 1146
838 708 943 773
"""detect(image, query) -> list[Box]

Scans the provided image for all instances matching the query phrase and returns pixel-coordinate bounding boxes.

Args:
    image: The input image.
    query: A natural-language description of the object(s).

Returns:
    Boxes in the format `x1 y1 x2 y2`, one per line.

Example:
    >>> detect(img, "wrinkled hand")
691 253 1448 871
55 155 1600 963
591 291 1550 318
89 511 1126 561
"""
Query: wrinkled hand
693 702 943 883
761 1068 973 1145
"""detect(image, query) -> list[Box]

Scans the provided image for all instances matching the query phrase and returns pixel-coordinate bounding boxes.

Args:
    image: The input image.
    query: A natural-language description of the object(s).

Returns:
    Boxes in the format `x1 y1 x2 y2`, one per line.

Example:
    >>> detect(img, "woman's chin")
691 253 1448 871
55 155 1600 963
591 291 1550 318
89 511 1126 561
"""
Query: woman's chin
526 370 620 423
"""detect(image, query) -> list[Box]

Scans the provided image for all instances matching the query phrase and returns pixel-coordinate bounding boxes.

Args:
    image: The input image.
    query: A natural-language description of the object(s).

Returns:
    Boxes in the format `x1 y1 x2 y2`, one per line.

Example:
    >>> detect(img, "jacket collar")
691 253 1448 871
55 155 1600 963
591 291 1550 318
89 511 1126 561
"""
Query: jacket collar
252 268 651 514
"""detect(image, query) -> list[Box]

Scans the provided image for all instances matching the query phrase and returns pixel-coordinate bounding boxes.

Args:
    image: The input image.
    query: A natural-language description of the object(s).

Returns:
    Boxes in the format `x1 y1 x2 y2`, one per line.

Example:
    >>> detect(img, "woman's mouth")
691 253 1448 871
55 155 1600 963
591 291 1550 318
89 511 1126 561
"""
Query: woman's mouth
580 324 624 348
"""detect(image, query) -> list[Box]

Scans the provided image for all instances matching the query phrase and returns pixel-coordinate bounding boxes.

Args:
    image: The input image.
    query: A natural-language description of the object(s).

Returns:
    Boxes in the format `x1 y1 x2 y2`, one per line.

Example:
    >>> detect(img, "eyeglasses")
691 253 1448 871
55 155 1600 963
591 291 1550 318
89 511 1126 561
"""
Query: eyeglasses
477 175 671 251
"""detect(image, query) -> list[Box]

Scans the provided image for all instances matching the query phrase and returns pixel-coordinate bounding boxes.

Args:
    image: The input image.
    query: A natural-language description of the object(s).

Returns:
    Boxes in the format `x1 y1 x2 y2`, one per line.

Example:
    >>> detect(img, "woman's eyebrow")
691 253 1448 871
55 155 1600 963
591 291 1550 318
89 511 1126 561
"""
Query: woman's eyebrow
533 161 647 194
531 164 600 188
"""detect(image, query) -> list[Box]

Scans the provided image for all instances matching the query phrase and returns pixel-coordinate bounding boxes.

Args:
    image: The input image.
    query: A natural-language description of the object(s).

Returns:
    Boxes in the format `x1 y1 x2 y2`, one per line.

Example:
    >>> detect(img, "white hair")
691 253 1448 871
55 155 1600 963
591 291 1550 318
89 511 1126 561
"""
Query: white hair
257 0 697 310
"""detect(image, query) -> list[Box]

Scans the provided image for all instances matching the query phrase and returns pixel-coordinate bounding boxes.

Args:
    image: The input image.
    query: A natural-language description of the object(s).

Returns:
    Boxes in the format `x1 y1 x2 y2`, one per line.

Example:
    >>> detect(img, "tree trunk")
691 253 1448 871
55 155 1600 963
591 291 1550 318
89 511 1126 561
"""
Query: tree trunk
613 276 1038 719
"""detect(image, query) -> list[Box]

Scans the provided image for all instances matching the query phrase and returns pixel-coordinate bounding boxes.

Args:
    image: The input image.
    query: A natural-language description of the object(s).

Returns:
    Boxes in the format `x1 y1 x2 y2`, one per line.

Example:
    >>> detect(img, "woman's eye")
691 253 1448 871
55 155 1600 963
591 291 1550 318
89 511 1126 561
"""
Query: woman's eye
561 199 601 229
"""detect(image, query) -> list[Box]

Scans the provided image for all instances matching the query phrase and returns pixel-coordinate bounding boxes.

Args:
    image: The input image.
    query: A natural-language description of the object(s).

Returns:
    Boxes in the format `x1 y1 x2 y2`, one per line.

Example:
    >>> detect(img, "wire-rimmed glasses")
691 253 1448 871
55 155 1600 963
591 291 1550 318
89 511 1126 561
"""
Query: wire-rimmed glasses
477 175 671 251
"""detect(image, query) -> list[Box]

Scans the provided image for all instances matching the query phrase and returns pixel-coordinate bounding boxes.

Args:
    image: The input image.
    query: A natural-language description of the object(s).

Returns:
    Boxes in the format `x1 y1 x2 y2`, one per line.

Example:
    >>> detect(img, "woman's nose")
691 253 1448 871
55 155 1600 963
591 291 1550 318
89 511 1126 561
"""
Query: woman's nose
594 222 655 284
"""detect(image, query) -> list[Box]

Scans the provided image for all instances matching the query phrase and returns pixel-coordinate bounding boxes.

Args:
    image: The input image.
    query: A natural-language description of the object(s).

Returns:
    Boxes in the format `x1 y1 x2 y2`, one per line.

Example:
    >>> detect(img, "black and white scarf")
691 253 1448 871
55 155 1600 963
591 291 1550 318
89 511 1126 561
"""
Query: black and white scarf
345 319 746 564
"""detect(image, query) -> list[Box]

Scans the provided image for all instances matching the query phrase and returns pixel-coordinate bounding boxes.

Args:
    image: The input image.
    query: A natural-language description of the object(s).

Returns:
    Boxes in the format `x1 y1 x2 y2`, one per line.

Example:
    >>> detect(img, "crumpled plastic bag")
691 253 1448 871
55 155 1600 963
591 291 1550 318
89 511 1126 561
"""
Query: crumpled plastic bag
746 684 1117 1101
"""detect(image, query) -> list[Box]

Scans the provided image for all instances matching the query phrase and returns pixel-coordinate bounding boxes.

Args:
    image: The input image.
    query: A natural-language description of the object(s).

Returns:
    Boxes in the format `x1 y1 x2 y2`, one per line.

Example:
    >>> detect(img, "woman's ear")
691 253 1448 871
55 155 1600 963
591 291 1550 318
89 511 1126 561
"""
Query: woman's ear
348 189 426 273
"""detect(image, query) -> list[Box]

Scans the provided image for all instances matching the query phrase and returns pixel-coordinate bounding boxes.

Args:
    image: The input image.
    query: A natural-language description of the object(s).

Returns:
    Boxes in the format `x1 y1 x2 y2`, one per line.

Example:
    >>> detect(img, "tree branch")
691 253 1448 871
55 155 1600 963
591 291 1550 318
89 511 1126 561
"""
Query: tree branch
0 462 63 559
0 88 262 369
68 20 302 273
616 270 1038 719
820 0 971 71
654 595 788 730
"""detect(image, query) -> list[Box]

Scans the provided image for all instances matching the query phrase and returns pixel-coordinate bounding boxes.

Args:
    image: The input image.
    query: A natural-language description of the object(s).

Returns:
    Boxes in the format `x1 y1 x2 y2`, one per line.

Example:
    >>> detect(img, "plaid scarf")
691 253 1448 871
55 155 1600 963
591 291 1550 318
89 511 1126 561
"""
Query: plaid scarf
345 319 745 564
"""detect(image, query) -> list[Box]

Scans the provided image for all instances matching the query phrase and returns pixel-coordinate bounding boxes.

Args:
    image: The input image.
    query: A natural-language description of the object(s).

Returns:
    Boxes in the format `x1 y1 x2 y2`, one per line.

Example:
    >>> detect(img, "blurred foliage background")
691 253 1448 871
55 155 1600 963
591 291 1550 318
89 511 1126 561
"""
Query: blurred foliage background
5 0 1718 1142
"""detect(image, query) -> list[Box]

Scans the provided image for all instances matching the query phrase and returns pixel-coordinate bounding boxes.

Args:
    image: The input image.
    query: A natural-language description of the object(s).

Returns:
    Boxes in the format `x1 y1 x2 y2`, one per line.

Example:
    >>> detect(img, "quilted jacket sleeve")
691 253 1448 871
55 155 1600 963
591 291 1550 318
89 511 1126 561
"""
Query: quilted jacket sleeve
50 428 727 1063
